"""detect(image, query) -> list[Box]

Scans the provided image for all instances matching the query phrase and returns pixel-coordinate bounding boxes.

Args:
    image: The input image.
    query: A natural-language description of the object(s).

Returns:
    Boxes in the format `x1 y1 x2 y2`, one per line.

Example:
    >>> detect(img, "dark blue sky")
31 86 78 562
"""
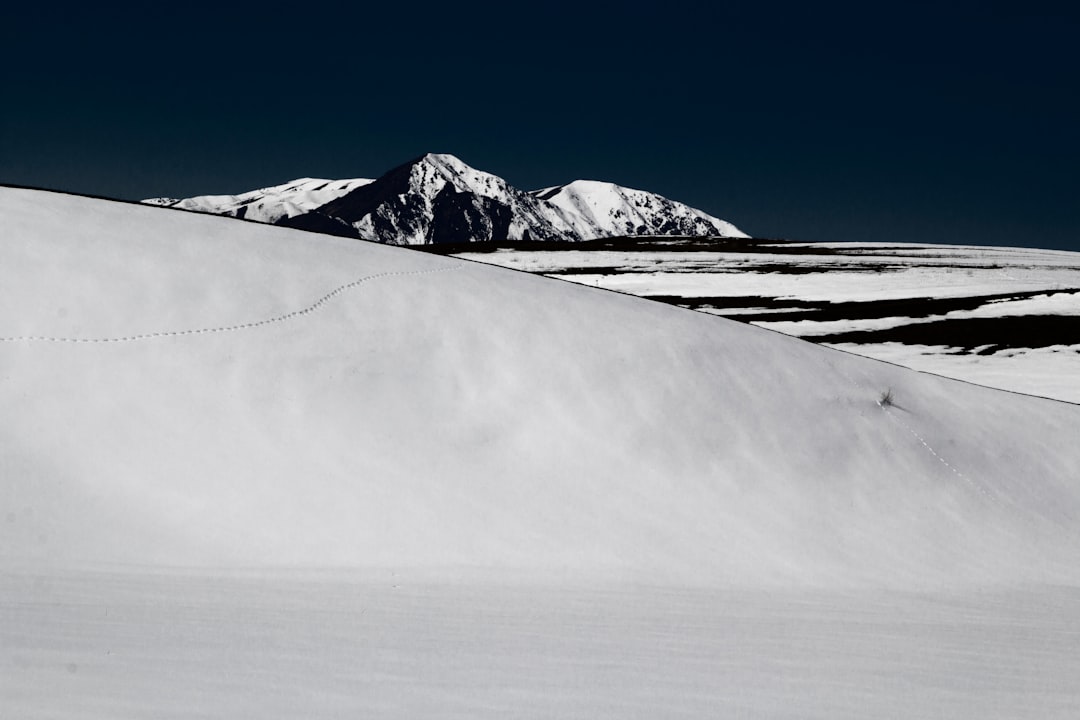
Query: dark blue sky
3 1 1078 249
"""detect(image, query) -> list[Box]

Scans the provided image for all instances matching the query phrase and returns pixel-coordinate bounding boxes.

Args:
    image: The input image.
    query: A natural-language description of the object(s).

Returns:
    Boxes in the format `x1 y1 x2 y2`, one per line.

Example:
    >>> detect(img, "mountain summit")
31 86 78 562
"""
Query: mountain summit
144 154 747 244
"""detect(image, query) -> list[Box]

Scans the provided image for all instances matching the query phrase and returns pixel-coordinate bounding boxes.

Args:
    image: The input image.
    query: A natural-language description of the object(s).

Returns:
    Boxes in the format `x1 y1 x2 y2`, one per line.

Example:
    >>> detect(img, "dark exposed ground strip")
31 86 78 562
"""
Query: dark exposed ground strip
426 236 833 255
644 289 1080 324
810 315 1080 353
549 266 627 275
548 263 1019 278
550 264 915 276
647 295 821 311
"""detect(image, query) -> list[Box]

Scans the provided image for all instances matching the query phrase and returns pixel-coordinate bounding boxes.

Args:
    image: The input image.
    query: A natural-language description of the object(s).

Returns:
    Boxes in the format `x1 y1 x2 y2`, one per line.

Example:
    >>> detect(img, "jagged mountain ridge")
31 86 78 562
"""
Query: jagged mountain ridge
143 153 747 244
312 153 576 244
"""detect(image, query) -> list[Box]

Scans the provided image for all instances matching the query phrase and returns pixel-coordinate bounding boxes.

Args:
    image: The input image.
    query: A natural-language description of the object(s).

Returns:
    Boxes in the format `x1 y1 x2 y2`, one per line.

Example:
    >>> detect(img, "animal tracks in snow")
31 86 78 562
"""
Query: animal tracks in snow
831 358 1001 505
0 266 458 344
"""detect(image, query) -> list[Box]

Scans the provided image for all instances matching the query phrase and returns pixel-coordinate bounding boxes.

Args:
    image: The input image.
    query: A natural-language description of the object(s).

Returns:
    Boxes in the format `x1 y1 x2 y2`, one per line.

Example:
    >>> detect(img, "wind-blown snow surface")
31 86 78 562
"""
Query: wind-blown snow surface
4 188 1080 718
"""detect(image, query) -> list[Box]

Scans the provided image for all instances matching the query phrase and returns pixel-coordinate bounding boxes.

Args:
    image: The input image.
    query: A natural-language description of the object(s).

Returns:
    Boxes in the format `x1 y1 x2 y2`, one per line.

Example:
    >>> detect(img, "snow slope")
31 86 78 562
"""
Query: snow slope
154 177 373 223
6 188 1080 718
143 154 747 244
533 179 745 239
3 187 1080 584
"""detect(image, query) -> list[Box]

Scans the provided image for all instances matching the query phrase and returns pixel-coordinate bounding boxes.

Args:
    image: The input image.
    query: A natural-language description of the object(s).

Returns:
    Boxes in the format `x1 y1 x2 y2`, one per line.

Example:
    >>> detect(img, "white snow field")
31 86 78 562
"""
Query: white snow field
3 187 1080 718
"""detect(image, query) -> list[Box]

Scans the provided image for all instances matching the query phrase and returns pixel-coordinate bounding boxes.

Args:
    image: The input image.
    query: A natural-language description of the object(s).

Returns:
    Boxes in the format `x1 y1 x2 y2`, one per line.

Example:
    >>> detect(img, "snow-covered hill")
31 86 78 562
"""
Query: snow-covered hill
5 185 1080 581
143 154 747 244
5 187 1080 718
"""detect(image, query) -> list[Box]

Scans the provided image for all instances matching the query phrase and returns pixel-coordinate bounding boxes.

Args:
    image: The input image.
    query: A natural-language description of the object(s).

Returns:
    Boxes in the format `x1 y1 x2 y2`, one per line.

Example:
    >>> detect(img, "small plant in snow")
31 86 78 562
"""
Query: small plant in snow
878 388 895 408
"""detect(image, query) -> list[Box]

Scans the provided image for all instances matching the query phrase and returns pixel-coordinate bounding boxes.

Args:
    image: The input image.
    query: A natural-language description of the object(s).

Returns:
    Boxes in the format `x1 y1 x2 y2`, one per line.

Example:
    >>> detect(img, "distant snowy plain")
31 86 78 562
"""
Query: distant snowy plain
447 239 1080 403
4 189 1080 718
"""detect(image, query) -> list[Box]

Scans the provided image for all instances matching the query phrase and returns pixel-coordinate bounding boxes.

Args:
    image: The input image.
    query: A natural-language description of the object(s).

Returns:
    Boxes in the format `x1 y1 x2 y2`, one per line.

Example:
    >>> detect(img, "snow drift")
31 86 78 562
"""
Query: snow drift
3 187 1080 587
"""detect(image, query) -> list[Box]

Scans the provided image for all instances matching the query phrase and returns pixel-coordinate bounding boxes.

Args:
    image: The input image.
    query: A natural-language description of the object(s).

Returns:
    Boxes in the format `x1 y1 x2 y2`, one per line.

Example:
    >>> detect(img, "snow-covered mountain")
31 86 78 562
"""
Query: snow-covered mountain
148 176 374 224
143 153 747 244
310 153 577 244
533 179 743 239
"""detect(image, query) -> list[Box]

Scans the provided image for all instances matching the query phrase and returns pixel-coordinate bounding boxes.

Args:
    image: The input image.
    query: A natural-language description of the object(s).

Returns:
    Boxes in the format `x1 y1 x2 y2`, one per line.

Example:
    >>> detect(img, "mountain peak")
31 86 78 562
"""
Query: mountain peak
409 153 505 196
561 179 618 191
420 152 468 168
403 153 477 182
